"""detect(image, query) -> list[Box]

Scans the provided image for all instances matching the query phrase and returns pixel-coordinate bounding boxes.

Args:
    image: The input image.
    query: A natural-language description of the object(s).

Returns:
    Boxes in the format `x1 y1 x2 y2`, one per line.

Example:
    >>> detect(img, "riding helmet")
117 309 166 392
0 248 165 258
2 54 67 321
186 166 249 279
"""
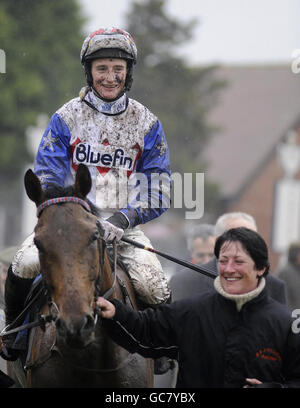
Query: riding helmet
80 27 137 91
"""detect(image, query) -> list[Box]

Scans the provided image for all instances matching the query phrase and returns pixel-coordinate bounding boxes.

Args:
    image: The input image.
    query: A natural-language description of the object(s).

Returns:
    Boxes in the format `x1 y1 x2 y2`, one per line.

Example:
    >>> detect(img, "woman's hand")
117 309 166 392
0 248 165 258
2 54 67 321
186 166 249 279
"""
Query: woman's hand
244 378 262 387
96 297 116 319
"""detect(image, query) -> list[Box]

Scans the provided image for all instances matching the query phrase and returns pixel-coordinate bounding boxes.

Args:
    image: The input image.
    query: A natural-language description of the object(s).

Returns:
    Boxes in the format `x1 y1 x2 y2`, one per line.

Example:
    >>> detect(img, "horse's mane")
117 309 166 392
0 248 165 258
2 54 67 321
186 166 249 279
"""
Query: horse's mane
43 183 101 217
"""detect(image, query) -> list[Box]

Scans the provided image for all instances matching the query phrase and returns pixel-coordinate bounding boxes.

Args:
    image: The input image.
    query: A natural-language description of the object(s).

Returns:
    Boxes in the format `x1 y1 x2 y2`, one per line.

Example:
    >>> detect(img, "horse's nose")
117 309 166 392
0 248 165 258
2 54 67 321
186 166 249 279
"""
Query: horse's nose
56 314 95 347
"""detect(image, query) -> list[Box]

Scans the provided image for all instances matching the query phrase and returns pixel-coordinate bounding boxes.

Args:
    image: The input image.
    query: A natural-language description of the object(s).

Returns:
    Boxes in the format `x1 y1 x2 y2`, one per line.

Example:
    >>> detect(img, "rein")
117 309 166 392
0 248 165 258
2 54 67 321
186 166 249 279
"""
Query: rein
93 237 117 323
0 282 53 338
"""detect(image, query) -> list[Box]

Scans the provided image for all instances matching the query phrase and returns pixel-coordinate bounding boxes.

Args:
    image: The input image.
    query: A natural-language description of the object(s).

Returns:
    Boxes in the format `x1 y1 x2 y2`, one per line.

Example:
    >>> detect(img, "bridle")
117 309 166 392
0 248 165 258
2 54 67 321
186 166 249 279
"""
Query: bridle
93 226 117 322
1 196 118 338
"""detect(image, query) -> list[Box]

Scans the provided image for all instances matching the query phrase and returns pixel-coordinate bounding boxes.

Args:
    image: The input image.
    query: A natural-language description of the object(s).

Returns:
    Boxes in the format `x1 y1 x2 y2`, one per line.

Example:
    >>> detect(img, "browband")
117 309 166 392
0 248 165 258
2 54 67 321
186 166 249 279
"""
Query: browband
36 197 91 217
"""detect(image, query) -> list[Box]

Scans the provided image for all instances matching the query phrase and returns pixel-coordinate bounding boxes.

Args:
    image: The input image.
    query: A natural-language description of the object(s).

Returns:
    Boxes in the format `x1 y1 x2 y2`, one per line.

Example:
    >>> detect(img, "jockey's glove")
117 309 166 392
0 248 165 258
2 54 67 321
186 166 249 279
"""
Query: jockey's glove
98 212 129 243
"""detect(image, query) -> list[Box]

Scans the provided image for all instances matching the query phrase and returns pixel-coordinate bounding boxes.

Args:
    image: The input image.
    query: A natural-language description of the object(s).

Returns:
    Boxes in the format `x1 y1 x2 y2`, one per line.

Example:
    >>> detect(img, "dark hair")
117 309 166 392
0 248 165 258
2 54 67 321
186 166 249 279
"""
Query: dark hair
214 227 270 277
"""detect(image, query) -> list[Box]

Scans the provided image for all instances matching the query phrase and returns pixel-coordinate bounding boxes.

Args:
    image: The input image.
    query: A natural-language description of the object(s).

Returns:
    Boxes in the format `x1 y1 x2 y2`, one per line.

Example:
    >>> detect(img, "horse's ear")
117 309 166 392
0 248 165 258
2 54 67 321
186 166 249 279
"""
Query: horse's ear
75 164 92 198
24 169 44 206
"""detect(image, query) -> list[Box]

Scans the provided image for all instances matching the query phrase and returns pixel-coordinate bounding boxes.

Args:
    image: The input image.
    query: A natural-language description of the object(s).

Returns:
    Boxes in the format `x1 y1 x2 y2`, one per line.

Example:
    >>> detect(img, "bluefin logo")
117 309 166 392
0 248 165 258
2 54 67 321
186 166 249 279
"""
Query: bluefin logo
74 143 134 170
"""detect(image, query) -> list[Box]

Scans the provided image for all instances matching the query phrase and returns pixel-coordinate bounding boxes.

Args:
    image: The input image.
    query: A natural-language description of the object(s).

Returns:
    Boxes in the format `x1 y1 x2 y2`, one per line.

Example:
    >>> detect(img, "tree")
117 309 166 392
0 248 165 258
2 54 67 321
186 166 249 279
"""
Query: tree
0 0 85 244
124 0 226 216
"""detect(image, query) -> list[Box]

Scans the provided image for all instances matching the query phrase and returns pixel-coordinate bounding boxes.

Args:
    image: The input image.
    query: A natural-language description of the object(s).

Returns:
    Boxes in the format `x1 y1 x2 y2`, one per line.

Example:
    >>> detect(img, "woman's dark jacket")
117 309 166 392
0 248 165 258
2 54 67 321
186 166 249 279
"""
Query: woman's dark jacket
104 288 300 388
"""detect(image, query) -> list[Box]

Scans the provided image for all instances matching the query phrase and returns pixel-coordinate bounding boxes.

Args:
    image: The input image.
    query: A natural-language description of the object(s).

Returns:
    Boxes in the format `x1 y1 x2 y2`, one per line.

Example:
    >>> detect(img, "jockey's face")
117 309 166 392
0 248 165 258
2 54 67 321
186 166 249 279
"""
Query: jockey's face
91 58 127 100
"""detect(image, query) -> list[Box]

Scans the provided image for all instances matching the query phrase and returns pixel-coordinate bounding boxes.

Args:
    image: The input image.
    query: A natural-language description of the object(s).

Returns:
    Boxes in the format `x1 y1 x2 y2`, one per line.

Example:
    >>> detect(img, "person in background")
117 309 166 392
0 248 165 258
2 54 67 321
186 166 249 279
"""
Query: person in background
96 228 300 388
276 242 300 310
169 224 215 301
187 224 215 265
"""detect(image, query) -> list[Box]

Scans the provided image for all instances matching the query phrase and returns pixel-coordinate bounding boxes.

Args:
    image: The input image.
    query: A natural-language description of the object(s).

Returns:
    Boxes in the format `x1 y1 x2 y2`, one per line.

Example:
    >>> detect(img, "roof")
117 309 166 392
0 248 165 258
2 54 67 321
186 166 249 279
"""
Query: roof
204 64 300 198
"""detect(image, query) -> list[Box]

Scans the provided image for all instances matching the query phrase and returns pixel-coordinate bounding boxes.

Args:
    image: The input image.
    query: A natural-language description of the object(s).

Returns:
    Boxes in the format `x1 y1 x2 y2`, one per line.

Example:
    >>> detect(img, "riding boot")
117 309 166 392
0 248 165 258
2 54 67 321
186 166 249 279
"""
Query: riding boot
139 294 175 375
1 265 34 361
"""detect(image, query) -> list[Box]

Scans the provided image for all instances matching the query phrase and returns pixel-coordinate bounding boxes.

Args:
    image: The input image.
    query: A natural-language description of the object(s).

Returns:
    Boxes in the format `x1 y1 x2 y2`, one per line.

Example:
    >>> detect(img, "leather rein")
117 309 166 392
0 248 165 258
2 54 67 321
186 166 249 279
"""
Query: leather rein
1 196 117 338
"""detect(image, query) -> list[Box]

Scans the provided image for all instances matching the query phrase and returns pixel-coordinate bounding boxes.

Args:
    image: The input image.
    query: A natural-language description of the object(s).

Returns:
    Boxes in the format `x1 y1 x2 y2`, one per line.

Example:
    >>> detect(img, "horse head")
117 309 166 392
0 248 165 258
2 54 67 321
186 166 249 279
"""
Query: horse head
24 164 107 348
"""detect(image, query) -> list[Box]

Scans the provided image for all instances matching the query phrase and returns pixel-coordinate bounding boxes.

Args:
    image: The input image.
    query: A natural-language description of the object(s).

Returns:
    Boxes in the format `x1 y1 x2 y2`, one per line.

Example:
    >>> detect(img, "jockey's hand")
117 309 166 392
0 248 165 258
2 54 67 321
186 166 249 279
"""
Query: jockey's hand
98 212 129 243
98 219 124 243
96 297 116 319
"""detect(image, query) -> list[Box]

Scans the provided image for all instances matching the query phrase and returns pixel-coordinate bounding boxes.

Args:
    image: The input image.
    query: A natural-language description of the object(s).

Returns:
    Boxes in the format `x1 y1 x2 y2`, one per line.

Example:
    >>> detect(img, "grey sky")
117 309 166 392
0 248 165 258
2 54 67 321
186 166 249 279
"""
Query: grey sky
78 0 299 65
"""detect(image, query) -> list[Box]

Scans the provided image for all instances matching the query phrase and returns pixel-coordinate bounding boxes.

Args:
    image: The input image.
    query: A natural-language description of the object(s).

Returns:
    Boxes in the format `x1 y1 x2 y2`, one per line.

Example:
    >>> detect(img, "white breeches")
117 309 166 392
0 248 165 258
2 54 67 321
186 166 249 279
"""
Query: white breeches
11 227 170 305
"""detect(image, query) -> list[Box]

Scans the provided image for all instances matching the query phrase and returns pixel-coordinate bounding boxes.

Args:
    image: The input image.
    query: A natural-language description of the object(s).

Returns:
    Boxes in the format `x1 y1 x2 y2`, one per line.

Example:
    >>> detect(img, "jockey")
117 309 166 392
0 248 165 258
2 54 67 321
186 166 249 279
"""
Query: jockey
3 28 172 358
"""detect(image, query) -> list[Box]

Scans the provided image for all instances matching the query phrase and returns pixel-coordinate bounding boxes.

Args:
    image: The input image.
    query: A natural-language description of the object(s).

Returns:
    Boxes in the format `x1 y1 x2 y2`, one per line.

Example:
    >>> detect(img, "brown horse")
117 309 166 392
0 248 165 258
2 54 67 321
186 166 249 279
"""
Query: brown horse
7 164 153 387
